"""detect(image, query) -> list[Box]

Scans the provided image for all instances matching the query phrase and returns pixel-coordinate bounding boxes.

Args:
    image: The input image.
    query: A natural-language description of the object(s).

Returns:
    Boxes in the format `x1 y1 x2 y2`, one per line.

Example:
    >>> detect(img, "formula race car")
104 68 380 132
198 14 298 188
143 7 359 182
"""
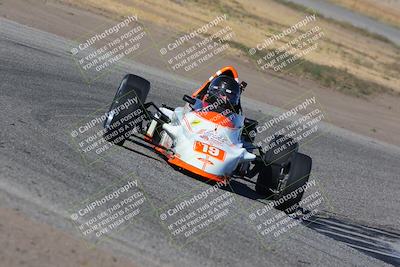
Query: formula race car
103 66 312 212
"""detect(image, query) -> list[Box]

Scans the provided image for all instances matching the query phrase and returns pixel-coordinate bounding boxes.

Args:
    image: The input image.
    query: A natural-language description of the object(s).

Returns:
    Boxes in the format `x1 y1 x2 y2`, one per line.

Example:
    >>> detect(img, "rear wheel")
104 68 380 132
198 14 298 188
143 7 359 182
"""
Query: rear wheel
103 74 150 146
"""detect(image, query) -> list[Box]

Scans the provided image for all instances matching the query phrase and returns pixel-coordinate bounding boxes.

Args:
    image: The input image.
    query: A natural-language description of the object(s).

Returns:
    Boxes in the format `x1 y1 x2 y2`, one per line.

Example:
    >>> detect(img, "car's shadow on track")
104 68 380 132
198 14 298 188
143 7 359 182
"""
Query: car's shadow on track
122 137 164 162
224 179 261 200
121 144 163 162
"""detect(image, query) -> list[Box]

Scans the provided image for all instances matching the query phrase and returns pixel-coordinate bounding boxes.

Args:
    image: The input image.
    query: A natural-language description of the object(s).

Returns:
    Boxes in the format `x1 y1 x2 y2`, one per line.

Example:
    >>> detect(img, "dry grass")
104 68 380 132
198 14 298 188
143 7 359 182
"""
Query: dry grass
58 0 400 96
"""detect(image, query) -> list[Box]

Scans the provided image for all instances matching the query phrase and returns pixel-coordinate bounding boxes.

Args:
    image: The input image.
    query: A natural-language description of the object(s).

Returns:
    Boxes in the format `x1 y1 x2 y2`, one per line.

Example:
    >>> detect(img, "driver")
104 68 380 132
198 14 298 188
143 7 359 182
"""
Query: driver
201 75 241 114
194 75 244 128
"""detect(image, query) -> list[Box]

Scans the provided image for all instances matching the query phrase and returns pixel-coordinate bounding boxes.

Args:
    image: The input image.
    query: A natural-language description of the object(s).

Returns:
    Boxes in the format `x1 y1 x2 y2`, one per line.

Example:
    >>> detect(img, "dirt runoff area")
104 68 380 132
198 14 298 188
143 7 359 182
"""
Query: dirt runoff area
0 207 137 267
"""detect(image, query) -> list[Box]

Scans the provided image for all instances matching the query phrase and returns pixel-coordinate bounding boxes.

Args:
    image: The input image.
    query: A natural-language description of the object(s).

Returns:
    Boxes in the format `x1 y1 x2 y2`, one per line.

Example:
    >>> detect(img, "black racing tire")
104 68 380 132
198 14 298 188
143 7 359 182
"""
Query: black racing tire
263 135 299 165
255 135 298 197
275 152 312 212
103 74 150 146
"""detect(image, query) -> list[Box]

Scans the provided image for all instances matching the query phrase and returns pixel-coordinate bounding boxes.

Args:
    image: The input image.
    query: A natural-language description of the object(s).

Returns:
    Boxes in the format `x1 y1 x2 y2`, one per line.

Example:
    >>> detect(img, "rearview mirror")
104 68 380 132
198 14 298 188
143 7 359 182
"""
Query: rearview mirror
240 81 247 91
183 94 196 105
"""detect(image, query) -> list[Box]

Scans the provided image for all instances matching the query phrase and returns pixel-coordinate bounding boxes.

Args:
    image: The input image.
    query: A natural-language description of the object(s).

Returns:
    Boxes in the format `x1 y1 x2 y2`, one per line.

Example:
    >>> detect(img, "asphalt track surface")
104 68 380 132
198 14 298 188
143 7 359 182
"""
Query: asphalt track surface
1 18 400 267
287 0 400 45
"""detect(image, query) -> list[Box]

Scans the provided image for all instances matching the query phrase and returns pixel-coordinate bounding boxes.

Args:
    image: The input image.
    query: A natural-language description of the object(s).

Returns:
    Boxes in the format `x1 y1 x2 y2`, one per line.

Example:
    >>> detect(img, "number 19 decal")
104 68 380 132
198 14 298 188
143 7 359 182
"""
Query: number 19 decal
194 141 226 161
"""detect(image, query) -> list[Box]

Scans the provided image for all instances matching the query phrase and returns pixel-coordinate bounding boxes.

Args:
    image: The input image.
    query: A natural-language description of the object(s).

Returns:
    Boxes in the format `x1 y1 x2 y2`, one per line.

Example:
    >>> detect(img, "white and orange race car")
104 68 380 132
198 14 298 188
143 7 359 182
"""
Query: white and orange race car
103 66 312 212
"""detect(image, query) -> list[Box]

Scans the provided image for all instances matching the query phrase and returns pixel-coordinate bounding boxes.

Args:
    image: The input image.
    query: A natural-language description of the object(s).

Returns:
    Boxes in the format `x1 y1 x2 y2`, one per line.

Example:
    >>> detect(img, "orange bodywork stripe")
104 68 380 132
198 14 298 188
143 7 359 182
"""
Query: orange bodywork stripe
192 79 211 98
147 140 227 182
143 135 152 142
168 156 227 183
194 111 235 128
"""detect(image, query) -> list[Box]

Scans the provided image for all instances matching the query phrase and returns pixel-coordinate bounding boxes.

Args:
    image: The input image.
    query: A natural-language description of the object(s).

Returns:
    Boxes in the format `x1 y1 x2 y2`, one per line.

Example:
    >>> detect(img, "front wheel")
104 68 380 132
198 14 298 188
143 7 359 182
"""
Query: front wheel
103 74 150 146
255 135 298 197
274 152 312 212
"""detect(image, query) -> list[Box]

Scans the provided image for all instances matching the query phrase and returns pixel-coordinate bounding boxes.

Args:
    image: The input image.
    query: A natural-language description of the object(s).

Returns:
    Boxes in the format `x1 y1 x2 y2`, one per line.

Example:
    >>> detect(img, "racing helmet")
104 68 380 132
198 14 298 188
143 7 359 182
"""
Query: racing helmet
207 75 241 107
